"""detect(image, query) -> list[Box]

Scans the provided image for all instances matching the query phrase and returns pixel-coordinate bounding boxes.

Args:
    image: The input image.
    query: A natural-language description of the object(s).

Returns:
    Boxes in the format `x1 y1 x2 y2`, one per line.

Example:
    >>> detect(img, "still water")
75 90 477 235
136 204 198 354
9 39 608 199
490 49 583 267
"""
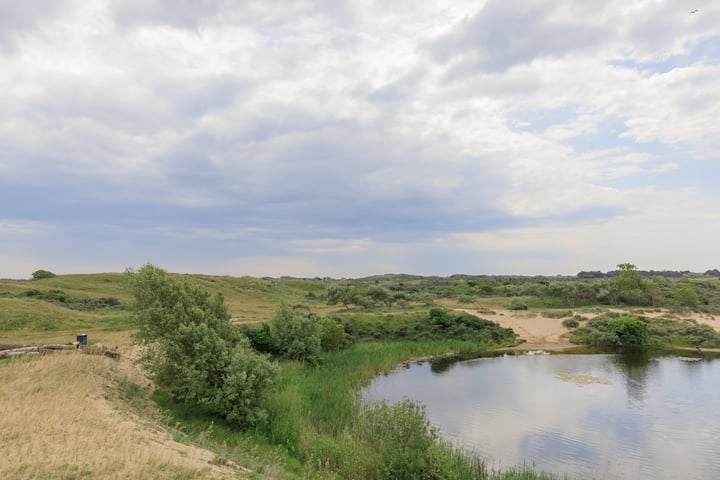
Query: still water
364 351 720 480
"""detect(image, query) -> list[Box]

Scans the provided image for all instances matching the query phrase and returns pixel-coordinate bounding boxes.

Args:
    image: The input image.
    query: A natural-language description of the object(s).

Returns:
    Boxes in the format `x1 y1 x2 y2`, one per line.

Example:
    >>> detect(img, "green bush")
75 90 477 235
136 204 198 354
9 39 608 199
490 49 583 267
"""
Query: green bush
271 305 322 364
561 318 580 329
127 264 279 427
508 298 528 310
31 269 56 279
320 317 349 351
673 287 700 308
571 314 647 346
246 322 274 353
609 316 648 345
358 400 445 480
429 307 453 328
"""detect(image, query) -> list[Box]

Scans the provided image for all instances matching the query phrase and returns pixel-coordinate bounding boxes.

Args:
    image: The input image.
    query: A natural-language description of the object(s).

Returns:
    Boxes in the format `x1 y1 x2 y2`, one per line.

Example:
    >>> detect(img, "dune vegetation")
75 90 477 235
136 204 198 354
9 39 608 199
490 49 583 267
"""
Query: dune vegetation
2 265 719 479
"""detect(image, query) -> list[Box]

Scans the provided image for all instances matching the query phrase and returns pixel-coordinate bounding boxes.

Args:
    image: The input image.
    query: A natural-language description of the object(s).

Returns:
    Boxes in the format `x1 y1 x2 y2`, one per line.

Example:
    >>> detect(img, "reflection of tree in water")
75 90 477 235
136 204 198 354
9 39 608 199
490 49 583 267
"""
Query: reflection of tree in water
429 352 498 375
430 356 456 374
613 348 653 405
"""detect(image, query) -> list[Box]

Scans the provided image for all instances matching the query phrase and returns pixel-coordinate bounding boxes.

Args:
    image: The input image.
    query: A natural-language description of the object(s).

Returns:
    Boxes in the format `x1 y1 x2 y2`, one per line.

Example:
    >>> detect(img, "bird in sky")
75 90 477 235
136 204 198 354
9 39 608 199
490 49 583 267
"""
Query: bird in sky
689 9 699 14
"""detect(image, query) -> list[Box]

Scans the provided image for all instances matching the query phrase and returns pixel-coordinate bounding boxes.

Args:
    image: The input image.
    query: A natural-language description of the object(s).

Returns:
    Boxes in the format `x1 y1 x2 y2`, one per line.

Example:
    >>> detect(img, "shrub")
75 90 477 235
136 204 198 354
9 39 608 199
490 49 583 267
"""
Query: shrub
429 307 453 328
271 305 322 364
127 264 279 427
457 295 476 304
562 318 580 329
674 287 700 308
246 323 274 353
31 269 56 280
508 298 528 310
320 318 349 351
358 400 446 480
571 314 648 346
609 315 648 346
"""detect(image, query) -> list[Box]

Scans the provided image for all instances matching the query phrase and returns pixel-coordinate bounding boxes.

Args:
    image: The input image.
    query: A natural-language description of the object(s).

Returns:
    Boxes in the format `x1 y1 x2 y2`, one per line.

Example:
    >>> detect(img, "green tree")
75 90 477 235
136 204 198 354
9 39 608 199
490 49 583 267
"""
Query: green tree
270 305 322 364
674 287 699 308
326 285 356 309
319 317 349 351
31 269 56 280
127 264 279 427
368 286 394 309
614 263 653 305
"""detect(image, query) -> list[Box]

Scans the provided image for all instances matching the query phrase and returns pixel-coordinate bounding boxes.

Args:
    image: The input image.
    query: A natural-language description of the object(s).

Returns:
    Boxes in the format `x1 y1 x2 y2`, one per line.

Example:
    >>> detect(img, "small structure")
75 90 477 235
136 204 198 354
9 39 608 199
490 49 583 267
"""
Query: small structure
76 333 88 349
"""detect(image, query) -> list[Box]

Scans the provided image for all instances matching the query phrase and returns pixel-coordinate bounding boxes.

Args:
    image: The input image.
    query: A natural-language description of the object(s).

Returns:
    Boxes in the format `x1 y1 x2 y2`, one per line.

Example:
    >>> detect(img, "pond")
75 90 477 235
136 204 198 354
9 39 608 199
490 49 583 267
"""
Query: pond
363 350 720 480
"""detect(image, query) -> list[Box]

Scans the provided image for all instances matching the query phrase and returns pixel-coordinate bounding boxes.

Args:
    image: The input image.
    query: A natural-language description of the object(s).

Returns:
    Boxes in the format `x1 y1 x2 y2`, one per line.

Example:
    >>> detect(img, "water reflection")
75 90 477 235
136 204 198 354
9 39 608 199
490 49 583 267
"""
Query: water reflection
613 348 653 405
364 350 720 480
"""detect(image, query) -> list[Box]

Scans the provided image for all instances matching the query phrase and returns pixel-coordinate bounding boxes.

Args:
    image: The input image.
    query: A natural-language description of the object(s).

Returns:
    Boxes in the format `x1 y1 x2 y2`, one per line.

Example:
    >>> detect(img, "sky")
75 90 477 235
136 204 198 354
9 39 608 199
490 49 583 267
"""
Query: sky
1 0 719 279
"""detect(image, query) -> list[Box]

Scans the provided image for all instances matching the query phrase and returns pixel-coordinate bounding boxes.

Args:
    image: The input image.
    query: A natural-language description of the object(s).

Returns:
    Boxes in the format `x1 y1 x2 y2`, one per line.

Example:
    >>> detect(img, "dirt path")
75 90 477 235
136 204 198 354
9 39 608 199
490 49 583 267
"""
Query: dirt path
459 308 720 352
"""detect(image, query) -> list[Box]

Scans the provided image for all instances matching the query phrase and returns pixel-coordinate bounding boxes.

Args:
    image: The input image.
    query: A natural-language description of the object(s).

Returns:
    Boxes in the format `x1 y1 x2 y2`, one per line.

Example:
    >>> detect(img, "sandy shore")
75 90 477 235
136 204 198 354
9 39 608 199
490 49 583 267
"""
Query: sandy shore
459 307 720 352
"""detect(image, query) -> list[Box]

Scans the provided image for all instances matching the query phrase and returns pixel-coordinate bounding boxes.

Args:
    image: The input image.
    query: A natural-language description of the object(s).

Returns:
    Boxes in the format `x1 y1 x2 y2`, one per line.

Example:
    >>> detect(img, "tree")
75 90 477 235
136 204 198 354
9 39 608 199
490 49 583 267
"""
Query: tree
326 285 355 309
31 269 56 280
270 305 322 364
127 264 279 427
674 287 699 308
368 286 394 309
614 263 654 306
615 263 643 291
320 318 349 351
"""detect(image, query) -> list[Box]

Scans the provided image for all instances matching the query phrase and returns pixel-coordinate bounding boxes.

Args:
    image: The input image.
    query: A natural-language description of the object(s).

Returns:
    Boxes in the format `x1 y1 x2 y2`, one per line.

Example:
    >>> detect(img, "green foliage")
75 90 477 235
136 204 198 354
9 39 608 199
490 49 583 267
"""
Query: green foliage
429 306 453 328
673 287 699 308
21 288 122 311
326 285 355 309
367 286 393 309
571 314 648 346
561 318 580 329
127 264 279 427
31 269 56 280
245 322 274 353
337 308 517 345
357 400 444 480
320 317 349 351
508 298 528 310
270 305 322 364
260 341 560 480
647 318 720 347
609 316 648 345
614 263 653 306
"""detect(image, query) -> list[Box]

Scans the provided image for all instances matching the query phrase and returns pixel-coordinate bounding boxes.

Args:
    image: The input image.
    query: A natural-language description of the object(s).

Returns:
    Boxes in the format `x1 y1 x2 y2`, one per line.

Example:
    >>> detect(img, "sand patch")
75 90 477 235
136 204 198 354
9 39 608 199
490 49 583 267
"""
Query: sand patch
460 307 720 351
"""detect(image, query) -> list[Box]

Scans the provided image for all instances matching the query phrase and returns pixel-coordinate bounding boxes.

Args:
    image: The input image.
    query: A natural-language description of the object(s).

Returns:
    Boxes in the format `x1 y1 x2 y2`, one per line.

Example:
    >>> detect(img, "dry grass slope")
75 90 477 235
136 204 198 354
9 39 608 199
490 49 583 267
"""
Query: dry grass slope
0 352 244 480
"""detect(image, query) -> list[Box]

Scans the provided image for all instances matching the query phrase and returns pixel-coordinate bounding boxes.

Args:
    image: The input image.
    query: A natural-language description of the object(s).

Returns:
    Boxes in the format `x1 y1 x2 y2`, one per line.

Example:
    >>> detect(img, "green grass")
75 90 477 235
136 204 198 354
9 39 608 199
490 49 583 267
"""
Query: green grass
152 340 562 479
4 270 716 479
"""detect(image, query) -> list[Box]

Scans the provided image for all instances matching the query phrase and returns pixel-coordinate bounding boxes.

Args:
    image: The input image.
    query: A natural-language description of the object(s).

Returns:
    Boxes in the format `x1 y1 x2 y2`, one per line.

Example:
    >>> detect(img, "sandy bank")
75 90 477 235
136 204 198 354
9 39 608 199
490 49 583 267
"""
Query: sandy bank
459 307 720 352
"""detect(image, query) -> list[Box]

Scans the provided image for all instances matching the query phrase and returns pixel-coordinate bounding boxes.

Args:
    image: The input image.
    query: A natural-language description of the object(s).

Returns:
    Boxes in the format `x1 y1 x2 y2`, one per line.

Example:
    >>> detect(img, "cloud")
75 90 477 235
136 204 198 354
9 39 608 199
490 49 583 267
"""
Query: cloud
430 0 609 75
0 0 718 277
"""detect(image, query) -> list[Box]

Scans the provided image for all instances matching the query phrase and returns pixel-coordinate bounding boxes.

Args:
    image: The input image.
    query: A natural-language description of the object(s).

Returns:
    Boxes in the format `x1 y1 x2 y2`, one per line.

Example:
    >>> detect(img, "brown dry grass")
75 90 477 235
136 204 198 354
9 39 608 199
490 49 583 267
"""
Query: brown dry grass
0 352 245 480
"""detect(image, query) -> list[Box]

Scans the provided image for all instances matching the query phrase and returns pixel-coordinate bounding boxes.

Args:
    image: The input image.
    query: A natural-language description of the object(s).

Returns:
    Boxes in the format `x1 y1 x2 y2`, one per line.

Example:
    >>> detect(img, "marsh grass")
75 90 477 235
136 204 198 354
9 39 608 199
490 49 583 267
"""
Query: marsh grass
253 341 562 479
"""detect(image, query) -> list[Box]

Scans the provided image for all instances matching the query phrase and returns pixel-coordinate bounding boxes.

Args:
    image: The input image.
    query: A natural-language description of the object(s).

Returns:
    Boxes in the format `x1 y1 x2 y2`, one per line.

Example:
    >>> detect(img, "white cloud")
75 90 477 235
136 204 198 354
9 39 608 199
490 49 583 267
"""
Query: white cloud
0 0 718 276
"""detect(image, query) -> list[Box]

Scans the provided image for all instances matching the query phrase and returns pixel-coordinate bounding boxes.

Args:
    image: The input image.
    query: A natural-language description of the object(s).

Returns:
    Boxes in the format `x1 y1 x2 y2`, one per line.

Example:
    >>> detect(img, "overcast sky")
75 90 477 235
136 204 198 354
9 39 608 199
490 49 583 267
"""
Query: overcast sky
1 1 718 278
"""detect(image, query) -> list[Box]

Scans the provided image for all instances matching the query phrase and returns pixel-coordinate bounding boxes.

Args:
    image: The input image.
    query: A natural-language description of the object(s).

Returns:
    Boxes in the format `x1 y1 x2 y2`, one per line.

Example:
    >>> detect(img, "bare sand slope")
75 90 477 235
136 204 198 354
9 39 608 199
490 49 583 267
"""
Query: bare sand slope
459 308 574 351
460 308 720 351
0 350 246 479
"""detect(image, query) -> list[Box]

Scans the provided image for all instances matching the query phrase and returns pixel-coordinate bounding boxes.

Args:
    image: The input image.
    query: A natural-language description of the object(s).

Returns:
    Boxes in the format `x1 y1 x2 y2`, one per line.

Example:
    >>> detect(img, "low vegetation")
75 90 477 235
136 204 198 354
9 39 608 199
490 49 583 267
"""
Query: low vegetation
569 312 720 348
2 263 720 479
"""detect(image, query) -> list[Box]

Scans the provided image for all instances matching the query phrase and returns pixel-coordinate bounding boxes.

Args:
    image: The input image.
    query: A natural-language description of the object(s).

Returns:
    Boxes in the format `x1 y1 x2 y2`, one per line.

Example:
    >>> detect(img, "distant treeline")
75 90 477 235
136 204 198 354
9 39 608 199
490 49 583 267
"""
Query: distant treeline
317 264 720 311
577 269 720 279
